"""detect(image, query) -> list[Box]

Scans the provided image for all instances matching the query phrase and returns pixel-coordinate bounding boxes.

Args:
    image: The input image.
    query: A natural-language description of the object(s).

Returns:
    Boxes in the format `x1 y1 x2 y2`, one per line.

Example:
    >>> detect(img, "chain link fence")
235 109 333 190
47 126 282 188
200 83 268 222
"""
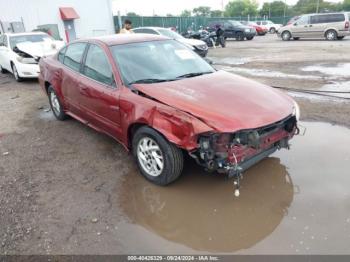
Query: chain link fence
114 15 294 33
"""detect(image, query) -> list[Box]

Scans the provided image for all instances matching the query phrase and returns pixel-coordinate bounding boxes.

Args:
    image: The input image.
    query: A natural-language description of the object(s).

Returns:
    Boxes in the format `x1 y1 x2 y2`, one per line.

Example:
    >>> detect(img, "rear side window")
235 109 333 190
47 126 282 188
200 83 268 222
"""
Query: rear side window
63 43 87 72
311 14 345 24
57 47 66 63
82 44 114 86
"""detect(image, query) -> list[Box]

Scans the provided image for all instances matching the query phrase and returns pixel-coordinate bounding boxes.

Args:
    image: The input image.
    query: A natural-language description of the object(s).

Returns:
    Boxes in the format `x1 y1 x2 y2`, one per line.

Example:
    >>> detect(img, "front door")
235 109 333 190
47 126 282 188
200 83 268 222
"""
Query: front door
63 20 77 42
291 15 311 38
78 43 121 139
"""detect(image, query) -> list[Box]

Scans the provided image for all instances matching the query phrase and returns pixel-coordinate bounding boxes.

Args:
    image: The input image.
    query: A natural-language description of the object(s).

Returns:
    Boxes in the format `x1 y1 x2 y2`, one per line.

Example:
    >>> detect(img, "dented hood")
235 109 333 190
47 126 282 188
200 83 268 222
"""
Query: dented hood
16 40 65 58
134 71 294 132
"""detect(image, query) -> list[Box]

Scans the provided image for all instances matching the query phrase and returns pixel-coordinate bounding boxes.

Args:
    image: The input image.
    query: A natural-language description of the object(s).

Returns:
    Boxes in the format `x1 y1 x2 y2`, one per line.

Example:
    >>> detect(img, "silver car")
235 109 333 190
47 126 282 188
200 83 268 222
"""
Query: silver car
278 12 350 41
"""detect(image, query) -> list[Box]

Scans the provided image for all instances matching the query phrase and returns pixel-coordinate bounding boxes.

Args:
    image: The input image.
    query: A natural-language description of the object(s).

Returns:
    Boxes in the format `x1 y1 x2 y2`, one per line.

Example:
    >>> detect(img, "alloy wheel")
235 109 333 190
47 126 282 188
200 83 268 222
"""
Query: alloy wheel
137 137 164 177
50 91 61 116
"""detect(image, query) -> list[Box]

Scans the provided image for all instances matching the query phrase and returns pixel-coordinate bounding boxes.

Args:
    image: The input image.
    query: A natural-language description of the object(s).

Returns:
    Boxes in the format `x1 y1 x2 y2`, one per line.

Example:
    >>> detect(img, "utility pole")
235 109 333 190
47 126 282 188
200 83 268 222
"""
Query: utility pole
316 0 320 13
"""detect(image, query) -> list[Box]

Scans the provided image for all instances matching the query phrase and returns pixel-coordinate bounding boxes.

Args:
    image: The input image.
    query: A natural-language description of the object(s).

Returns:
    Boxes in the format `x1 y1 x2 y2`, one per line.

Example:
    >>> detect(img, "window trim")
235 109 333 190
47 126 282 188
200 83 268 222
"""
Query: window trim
62 42 89 73
80 43 117 89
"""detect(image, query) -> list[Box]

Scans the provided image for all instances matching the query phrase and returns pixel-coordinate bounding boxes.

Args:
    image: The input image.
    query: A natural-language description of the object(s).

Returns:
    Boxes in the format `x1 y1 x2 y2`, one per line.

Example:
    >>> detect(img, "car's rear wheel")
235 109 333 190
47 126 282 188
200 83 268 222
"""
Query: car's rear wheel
246 36 254 40
325 29 337 40
48 86 67 121
12 64 22 82
281 31 291 41
270 27 276 34
132 126 184 186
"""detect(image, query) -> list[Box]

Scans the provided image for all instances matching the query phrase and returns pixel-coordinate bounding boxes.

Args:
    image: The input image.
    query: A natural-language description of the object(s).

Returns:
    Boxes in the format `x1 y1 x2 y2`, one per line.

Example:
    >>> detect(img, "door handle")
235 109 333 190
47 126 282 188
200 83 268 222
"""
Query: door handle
309 25 312 27
110 105 119 111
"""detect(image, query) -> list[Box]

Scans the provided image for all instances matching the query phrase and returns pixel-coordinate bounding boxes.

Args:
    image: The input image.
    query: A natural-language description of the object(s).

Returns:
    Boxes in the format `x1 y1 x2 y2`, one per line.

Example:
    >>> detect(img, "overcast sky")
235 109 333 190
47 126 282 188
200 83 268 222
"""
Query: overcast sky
112 0 342 16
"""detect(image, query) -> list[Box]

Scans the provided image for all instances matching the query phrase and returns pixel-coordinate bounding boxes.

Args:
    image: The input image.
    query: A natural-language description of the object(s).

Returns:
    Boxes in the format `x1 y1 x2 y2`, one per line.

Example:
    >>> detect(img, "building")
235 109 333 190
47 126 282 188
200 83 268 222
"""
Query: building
0 0 115 42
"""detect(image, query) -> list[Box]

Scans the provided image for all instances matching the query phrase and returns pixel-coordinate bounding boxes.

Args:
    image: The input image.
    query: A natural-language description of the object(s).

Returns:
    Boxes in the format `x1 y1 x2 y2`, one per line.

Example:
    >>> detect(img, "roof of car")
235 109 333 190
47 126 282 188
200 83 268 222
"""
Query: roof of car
4 32 48 37
89 33 169 46
133 27 167 30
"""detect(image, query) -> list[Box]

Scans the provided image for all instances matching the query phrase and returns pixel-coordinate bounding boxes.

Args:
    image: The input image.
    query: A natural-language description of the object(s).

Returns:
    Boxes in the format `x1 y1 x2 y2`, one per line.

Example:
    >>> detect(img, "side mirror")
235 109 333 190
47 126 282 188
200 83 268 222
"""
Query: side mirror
293 22 298 26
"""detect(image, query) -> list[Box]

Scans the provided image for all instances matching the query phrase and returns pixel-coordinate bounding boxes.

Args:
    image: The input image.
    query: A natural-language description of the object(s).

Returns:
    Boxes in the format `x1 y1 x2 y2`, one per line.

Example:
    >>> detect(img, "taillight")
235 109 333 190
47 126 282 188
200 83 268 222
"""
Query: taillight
345 21 349 29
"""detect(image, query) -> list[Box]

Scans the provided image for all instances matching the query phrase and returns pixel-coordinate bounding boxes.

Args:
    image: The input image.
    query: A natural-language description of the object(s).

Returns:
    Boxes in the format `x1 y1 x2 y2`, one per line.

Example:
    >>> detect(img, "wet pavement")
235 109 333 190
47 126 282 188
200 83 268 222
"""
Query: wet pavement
116 122 350 254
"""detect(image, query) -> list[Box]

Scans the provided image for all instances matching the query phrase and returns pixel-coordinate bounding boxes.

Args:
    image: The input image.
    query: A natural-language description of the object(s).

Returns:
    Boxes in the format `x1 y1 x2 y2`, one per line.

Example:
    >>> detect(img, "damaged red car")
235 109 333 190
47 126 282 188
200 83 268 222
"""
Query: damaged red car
39 34 299 195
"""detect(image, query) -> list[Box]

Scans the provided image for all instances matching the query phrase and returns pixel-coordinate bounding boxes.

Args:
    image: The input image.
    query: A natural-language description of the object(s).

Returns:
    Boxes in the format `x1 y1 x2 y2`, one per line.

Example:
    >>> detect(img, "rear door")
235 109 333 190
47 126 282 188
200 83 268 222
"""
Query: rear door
78 43 121 139
61 42 88 117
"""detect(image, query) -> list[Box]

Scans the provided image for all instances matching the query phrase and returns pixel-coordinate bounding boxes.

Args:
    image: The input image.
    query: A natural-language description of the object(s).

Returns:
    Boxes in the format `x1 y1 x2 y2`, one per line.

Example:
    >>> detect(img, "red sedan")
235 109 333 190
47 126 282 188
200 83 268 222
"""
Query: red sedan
39 34 299 195
241 21 268 35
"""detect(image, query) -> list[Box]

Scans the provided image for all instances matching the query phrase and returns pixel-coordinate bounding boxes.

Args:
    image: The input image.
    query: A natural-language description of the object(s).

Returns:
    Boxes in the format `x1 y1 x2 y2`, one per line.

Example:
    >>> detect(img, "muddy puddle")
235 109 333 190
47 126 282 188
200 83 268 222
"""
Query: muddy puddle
116 122 350 254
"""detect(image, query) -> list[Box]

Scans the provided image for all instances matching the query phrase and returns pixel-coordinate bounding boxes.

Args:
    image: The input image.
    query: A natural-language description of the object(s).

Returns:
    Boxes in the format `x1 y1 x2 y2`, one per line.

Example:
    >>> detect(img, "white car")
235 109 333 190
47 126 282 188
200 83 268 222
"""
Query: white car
0 32 64 81
132 27 208 57
255 20 282 33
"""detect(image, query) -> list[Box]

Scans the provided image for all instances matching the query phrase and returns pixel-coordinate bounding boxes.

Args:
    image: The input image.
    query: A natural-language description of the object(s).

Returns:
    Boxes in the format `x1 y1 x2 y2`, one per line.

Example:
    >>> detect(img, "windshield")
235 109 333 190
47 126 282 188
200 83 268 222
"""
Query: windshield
157 29 184 39
9 34 54 49
110 40 214 85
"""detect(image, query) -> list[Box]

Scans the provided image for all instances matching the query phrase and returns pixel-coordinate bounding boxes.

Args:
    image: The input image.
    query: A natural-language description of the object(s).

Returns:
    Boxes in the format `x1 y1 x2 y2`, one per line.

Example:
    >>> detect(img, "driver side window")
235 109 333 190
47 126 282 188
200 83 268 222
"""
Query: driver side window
295 15 309 25
82 44 115 87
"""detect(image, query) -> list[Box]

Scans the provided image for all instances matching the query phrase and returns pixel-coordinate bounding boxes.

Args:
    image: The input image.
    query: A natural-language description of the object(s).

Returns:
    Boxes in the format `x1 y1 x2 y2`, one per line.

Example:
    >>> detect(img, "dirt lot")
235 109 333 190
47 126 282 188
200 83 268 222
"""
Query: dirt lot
1 34 350 255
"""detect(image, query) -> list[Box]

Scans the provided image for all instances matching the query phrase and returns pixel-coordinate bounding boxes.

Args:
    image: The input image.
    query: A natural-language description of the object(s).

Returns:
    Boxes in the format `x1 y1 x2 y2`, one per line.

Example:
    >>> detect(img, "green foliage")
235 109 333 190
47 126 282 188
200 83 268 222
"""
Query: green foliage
180 10 192 17
343 0 350 10
224 0 259 17
260 1 287 17
192 6 211 17
210 10 223 17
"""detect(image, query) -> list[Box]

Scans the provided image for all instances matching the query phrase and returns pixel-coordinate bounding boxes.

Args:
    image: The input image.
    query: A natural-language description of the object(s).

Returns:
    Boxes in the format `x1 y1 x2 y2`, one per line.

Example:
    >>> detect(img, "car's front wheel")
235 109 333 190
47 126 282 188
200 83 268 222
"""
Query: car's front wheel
48 86 67 121
246 36 254 40
270 27 276 34
281 31 291 41
132 126 184 186
0 64 6 74
12 63 22 82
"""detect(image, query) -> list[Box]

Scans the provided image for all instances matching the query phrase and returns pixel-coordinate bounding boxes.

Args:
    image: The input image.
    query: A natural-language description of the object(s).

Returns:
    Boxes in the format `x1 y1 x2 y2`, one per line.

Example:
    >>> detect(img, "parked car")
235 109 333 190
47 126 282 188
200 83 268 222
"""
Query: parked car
0 32 64 81
240 21 268 35
277 12 350 41
132 27 208 57
208 20 256 40
255 20 282 33
38 34 299 195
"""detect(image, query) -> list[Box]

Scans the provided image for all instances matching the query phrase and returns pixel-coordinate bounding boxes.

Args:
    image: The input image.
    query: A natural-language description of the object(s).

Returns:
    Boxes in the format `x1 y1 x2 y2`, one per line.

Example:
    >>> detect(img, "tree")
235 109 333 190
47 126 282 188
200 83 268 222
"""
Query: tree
180 9 192 17
210 10 223 17
192 6 211 17
224 0 258 17
260 1 288 17
293 0 343 14
126 12 138 17
344 0 350 10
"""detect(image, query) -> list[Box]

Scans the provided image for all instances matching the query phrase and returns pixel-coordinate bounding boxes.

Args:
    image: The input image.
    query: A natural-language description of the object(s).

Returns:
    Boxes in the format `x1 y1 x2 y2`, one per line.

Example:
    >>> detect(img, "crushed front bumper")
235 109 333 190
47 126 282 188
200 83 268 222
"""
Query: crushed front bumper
190 115 298 176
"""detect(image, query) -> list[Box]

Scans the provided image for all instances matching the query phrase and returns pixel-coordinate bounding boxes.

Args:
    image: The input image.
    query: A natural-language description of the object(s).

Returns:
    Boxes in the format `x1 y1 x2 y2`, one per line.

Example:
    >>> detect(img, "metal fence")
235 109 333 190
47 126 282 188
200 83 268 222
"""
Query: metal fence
113 15 293 33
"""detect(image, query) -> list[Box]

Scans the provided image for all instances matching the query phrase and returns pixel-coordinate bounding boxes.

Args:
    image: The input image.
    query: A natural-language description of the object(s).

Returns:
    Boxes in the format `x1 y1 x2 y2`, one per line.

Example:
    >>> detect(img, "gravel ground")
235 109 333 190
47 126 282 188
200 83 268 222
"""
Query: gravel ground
0 34 350 255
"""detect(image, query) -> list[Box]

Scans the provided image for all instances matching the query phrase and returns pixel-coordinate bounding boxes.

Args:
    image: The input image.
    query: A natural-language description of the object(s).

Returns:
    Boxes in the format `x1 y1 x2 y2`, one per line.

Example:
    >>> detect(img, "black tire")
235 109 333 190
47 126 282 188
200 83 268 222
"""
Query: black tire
12 63 22 82
337 36 344 40
281 31 291 41
270 27 276 34
132 126 184 186
325 29 337 41
293 37 300 40
246 36 254 40
0 64 6 74
47 86 67 121
236 32 244 41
